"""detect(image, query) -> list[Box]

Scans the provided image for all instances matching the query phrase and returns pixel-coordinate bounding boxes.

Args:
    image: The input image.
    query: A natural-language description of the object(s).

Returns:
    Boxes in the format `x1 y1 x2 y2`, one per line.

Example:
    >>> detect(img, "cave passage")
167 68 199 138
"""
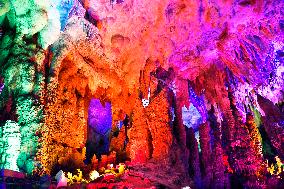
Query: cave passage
85 98 112 163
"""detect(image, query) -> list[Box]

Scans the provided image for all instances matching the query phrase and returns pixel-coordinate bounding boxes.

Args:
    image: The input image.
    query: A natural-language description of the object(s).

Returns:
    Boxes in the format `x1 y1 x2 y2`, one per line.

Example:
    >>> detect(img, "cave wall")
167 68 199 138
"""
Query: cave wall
0 1 283 188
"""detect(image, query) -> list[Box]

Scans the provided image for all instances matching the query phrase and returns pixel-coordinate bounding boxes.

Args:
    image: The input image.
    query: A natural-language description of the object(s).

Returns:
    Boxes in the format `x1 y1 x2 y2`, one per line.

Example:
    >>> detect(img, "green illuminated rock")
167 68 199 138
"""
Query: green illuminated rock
0 0 56 174
4 63 35 95
0 120 21 171
0 0 10 25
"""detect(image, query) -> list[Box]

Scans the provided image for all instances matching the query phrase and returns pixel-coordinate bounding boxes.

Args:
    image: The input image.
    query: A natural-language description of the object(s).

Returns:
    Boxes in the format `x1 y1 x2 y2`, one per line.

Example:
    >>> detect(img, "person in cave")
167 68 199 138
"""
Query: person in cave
123 114 130 150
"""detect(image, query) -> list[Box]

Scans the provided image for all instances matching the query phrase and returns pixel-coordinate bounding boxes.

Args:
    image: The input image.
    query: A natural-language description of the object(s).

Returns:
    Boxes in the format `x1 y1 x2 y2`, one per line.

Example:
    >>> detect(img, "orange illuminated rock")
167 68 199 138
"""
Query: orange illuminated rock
145 89 173 160
128 98 151 163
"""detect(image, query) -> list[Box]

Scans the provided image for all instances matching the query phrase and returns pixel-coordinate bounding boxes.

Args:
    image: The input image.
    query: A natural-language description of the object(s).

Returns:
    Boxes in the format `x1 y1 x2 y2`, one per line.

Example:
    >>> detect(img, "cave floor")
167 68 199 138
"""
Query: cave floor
0 162 191 189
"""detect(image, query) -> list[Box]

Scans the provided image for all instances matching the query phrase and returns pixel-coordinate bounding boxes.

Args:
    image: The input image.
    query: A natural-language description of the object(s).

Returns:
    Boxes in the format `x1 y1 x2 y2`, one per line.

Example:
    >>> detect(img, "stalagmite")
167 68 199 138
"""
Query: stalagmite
199 122 212 188
186 127 201 188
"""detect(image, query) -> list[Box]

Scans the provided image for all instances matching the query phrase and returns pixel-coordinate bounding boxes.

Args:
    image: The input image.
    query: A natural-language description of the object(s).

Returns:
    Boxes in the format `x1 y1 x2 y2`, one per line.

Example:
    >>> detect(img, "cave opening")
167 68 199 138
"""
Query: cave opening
85 98 112 164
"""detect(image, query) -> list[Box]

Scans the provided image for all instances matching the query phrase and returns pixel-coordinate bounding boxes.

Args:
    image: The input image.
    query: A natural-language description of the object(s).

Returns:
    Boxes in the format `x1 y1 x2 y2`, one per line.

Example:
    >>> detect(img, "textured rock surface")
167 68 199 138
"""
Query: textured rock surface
0 120 21 171
0 0 283 188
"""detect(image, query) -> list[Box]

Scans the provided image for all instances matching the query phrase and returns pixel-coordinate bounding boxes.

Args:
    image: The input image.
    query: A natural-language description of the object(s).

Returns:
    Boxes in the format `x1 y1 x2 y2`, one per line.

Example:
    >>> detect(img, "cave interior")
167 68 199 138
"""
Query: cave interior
0 0 284 188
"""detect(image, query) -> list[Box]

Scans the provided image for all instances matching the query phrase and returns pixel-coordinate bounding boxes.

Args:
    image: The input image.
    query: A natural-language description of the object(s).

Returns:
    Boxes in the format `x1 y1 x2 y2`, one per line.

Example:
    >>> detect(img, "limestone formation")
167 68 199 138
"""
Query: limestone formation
0 0 283 188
